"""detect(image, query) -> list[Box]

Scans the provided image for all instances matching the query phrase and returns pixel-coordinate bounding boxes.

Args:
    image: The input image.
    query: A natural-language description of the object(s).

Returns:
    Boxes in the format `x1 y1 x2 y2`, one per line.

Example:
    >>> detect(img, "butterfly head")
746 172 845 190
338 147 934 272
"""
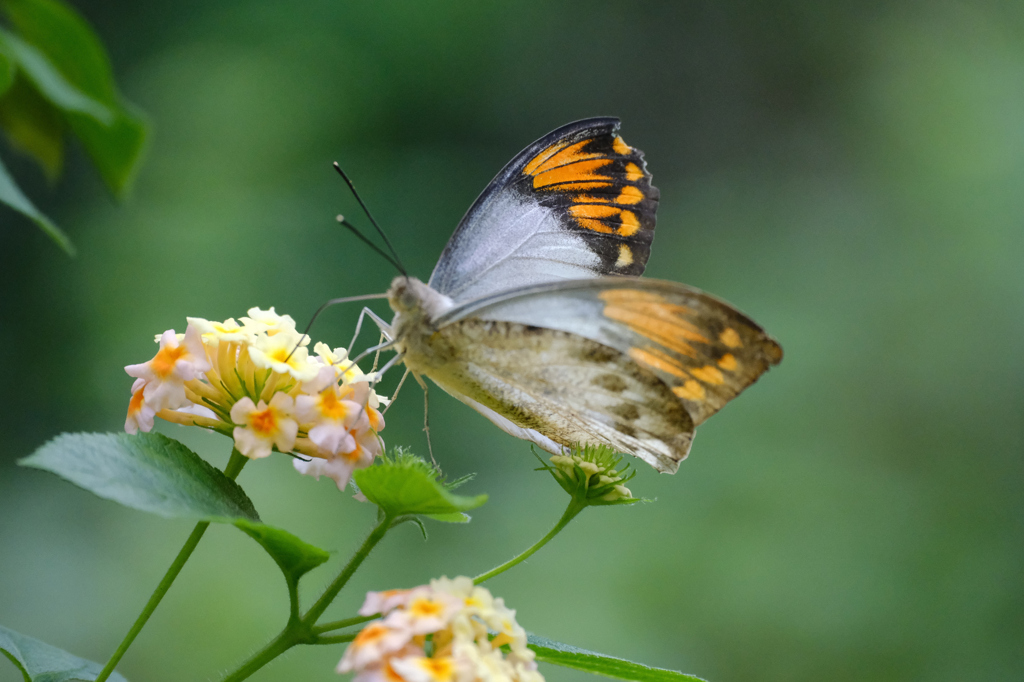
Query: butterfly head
387 276 455 322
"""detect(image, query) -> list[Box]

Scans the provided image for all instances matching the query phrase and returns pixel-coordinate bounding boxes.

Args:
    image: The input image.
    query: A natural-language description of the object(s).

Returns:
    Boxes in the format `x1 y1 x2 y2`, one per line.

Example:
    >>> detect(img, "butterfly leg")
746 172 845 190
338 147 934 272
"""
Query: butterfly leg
348 306 394 354
382 368 411 416
347 338 396 367
411 373 437 466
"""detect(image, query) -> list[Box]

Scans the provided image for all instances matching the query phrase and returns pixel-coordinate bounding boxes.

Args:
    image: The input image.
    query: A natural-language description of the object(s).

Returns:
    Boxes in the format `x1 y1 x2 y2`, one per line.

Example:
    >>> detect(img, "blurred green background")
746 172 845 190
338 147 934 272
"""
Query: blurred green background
2 1 1023 680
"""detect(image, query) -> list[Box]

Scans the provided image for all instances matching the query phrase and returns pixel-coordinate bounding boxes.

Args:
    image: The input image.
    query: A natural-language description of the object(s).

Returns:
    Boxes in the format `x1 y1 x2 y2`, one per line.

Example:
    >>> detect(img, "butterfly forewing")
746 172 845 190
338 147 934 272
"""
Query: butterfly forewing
438 278 783 427
428 118 659 302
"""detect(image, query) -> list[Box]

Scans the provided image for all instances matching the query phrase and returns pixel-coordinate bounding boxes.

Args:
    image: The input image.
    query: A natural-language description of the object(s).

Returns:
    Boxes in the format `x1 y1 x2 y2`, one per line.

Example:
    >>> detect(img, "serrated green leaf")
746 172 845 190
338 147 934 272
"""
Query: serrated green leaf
234 519 330 585
0 0 149 196
352 455 486 520
0 624 129 682
0 75 64 179
0 29 111 123
527 633 706 682
19 432 260 522
0 151 73 254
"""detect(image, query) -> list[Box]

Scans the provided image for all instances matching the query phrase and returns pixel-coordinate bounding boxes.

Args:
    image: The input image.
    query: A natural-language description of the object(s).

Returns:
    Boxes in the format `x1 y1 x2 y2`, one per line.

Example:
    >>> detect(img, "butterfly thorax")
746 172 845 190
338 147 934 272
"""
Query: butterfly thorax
387 276 457 372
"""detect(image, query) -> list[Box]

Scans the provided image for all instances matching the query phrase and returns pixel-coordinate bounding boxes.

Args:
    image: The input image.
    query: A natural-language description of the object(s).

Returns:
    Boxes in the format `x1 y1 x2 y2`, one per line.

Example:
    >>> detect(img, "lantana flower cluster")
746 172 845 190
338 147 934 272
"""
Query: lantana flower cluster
339 576 543 682
124 307 387 489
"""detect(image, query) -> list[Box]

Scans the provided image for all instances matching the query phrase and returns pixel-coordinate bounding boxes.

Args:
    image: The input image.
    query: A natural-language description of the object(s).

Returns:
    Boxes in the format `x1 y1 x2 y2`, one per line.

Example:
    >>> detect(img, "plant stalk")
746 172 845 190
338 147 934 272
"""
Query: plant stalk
95 449 248 682
219 514 392 682
474 498 584 585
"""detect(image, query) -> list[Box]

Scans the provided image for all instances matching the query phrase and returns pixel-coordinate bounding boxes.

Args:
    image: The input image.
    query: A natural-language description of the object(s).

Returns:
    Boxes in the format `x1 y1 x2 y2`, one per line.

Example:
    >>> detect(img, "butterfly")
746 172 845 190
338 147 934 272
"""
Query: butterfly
363 118 781 473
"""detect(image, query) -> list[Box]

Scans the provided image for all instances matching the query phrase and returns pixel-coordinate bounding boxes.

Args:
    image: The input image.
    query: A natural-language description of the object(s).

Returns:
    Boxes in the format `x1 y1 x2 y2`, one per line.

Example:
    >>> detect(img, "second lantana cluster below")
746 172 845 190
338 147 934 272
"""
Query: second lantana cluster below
339 577 542 682
124 307 387 490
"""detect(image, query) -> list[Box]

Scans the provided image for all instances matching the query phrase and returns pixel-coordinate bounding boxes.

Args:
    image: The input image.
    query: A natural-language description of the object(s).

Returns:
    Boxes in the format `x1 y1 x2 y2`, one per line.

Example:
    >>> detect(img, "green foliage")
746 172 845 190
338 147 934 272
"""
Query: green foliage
19 432 260 522
234 519 330 587
352 448 487 522
0 624 129 682
527 633 705 682
0 150 70 251
0 0 149 254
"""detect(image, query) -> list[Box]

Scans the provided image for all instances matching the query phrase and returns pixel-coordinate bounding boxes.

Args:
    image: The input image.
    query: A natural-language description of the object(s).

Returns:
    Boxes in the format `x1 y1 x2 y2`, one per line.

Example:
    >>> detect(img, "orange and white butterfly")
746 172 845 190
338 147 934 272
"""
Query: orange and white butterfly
362 118 781 473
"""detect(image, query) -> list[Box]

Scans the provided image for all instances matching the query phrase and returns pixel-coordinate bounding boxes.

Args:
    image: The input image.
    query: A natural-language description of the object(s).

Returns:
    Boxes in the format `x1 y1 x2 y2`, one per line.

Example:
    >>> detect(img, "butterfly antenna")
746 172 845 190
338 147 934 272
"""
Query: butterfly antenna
285 292 390 363
335 215 404 274
333 162 407 276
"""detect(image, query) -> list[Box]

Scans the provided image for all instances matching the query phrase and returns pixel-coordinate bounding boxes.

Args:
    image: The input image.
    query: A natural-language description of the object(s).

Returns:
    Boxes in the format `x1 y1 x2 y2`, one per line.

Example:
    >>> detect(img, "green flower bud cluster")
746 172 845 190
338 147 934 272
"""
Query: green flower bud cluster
542 444 639 506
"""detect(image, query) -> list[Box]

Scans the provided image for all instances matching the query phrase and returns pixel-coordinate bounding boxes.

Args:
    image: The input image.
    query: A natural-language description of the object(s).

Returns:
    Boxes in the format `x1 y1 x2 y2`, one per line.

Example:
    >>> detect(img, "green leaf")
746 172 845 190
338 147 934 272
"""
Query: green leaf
0 151 73 254
234 519 330 585
0 49 13 95
1 0 117 100
67 106 148 198
352 451 487 520
0 0 149 196
19 432 260 522
527 633 706 682
0 624 129 682
0 29 111 124
0 75 65 179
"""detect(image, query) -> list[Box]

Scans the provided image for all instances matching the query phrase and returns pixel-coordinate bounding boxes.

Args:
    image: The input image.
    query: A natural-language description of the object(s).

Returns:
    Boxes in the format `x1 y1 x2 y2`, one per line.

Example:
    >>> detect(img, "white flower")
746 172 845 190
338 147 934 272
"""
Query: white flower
125 378 155 434
291 453 360 491
125 325 211 412
337 621 413 673
384 588 462 635
358 588 415 616
230 393 298 459
248 328 319 382
239 306 297 336
341 579 543 682
389 655 459 682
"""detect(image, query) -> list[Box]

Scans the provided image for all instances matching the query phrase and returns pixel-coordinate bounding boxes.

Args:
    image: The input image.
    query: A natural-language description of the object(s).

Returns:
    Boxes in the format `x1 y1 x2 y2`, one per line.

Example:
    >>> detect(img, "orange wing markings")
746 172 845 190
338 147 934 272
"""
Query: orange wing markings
690 365 725 385
718 353 738 371
673 381 706 402
615 245 634 268
533 158 614 191
629 346 690 380
613 135 631 155
719 327 743 348
624 162 644 182
567 205 641 237
523 140 571 176
599 288 760 404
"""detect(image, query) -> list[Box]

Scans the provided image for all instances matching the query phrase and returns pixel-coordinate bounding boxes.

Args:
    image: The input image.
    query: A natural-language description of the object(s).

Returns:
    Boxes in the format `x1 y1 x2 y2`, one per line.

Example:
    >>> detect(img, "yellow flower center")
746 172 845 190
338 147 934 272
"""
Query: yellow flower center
353 623 389 646
319 390 350 420
409 597 444 619
250 407 278 435
417 657 455 682
151 345 187 377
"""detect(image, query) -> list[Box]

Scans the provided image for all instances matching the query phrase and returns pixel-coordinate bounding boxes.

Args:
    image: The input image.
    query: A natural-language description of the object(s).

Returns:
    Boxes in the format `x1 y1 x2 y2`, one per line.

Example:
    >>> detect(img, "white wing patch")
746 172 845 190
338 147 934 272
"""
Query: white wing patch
429 192 601 302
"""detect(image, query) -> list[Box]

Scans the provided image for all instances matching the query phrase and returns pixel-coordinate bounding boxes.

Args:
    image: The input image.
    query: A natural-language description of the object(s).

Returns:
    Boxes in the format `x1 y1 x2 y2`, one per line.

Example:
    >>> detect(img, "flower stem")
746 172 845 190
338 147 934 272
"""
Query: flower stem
219 514 392 682
473 498 585 585
95 449 248 682
303 514 392 623
312 613 378 635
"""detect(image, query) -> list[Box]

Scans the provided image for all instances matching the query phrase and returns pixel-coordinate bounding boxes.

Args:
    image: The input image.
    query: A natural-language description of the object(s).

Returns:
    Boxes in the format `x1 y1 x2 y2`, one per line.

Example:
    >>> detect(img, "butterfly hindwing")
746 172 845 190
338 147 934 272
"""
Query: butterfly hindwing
417 318 694 473
437 278 783 427
428 118 659 302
